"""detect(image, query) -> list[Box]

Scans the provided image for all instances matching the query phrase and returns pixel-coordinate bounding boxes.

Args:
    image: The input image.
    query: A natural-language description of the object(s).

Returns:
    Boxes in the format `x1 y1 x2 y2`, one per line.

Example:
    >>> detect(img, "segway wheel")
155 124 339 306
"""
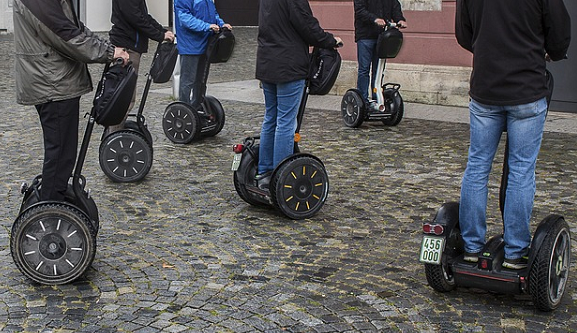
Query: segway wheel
99 130 153 183
233 144 266 207
270 155 329 220
201 95 226 137
529 217 571 311
162 102 200 144
424 261 456 292
341 90 365 128
10 203 97 285
381 89 404 126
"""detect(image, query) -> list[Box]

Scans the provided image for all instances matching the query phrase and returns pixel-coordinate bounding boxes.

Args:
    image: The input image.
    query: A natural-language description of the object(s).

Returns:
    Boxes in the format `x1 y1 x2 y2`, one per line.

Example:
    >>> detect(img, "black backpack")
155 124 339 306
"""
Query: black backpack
309 47 342 95
150 41 179 84
92 61 137 126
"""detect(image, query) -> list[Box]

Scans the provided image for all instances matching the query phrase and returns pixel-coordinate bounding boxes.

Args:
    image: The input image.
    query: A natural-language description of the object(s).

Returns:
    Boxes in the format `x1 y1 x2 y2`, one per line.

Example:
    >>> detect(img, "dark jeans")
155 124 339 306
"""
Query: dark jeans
356 39 379 101
179 54 209 110
35 98 80 201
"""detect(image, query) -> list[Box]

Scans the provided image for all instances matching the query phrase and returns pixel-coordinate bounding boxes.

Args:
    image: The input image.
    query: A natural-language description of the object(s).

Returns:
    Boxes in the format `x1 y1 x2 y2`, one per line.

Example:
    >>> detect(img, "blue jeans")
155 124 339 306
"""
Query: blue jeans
258 80 305 175
459 97 548 259
179 54 208 110
356 39 379 101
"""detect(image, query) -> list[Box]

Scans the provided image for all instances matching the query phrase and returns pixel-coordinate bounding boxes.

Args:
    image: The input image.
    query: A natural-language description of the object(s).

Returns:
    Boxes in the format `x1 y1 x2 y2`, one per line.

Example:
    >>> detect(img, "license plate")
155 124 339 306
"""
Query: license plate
231 153 242 171
419 235 445 265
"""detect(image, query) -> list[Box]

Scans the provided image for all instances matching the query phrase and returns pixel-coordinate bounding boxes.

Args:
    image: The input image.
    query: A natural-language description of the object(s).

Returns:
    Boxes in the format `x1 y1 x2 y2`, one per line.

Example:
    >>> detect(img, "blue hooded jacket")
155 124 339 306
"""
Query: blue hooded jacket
174 0 225 55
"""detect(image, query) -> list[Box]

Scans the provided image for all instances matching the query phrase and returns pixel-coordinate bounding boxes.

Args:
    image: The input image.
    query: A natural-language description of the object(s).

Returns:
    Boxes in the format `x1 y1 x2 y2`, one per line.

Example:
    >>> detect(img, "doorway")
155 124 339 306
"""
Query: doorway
215 0 259 26
547 0 576 112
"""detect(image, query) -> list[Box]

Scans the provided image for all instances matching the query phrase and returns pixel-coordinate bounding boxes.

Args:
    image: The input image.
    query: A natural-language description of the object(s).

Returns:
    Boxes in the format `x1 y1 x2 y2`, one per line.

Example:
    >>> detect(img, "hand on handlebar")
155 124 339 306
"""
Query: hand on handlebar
164 30 175 42
113 47 129 66
209 24 220 33
334 37 344 48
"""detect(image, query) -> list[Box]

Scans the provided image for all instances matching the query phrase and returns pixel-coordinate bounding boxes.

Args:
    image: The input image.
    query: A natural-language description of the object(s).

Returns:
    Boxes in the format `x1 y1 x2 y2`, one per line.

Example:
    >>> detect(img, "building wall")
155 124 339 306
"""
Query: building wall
311 0 472 106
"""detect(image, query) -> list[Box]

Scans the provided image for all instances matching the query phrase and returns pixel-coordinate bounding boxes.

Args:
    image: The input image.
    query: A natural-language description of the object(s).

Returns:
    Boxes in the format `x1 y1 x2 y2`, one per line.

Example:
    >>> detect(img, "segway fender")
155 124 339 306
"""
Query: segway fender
528 214 565 268
432 202 460 230
235 142 259 185
273 152 325 180
430 202 463 257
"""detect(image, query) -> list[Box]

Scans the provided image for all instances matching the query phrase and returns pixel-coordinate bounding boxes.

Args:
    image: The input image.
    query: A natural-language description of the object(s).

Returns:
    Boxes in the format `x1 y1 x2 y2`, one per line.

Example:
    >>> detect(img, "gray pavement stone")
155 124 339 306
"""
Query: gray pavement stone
0 27 576 332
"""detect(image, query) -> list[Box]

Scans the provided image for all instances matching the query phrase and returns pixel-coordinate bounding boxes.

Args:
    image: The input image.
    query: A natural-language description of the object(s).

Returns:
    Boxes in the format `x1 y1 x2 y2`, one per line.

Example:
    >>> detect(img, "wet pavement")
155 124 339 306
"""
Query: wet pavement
0 27 576 332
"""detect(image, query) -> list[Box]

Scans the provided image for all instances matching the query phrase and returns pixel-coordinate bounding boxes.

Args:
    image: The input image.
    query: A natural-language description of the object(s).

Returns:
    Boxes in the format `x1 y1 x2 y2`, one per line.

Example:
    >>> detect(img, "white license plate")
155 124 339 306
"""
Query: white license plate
419 235 445 265
231 153 242 171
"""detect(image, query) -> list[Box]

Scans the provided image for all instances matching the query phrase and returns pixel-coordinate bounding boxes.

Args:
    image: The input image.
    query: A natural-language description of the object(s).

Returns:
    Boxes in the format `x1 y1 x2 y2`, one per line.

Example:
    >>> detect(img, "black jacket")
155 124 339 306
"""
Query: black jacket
455 0 571 105
354 0 405 42
256 0 337 83
109 0 166 54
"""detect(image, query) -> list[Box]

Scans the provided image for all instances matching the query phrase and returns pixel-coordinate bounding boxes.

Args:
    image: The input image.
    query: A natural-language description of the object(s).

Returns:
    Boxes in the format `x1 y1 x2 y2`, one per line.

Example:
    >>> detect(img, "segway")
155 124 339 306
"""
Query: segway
420 72 570 311
341 22 404 127
11 60 136 284
231 46 341 220
162 28 234 144
99 41 178 182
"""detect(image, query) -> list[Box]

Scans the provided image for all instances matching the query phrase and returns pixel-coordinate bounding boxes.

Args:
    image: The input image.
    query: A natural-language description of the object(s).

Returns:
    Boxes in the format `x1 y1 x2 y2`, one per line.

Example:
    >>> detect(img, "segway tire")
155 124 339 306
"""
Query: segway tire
202 95 226 137
99 130 153 183
424 261 456 292
270 155 329 220
529 217 571 311
381 89 404 126
341 89 365 128
162 102 201 144
11 203 97 285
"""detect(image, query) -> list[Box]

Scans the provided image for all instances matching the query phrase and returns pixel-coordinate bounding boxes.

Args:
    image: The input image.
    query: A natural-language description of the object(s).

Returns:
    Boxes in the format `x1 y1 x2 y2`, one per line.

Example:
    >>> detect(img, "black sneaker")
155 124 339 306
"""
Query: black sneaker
502 256 528 270
463 251 480 263
254 171 272 190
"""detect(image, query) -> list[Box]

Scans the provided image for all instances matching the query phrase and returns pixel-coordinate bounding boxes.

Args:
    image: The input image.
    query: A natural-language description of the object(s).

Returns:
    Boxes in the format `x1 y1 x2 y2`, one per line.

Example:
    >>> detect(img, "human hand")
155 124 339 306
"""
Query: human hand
164 31 175 42
375 18 386 28
334 37 344 48
223 24 232 30
209 24 220 33
397 20 407 29
113 47 129 66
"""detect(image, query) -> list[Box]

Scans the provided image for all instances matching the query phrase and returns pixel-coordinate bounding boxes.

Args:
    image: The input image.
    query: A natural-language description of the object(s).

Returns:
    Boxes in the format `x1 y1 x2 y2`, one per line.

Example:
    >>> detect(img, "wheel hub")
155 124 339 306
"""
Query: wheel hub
555 255 563 276
175 118 184 130
39 233 66 260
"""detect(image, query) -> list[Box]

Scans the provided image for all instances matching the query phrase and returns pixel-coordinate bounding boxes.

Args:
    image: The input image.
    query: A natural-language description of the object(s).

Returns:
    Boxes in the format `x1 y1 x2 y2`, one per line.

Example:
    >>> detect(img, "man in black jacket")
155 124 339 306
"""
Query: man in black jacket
254 0 342 188
354 0 406 103
455 0 570 269
108 0 174 132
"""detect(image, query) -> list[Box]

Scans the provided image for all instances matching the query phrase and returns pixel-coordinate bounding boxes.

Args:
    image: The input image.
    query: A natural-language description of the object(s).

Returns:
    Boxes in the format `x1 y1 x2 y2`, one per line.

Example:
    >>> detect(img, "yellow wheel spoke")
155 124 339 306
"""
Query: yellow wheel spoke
285 196 293 202
295 202 300 210
291 172 297 179
311 170 317 178
284 185 292 189
315 183 323 187
303 166 306 176
306 201 310 210
312 194 320 200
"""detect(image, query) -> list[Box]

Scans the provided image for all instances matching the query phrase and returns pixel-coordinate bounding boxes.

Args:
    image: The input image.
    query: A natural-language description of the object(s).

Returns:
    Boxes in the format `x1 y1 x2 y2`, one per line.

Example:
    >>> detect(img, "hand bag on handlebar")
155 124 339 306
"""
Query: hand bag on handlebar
377 27 403 59
92 62 137 126
308 47 342 96
208 29 235 64
150 41 179 83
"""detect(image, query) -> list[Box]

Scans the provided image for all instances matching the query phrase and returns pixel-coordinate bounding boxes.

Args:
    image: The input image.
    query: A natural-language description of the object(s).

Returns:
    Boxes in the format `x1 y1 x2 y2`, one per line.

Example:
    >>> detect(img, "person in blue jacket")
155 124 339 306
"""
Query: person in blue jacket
174 0 231 110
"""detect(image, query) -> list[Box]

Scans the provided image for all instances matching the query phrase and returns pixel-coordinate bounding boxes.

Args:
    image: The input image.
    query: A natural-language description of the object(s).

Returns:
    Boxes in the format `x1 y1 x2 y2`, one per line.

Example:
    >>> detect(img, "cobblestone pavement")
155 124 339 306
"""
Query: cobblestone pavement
0 28 576 333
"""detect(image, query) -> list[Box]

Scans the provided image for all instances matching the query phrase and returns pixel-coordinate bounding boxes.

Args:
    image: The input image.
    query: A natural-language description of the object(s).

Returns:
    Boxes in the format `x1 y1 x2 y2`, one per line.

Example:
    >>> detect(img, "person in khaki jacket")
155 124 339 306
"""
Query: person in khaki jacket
13 0 128 201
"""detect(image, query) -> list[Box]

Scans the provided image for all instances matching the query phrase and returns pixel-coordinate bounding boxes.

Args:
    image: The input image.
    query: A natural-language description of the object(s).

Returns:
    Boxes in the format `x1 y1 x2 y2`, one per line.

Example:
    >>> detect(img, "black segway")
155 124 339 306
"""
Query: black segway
341 22 404 127
99 41 178 182
420 72 570 311
11 60 136 284
162 28 234 144
231 46 341 220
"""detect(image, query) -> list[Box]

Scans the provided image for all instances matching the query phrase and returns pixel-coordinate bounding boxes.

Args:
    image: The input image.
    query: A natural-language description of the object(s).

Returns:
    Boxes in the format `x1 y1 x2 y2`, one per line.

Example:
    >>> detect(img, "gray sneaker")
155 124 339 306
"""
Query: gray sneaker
502 256 528 270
